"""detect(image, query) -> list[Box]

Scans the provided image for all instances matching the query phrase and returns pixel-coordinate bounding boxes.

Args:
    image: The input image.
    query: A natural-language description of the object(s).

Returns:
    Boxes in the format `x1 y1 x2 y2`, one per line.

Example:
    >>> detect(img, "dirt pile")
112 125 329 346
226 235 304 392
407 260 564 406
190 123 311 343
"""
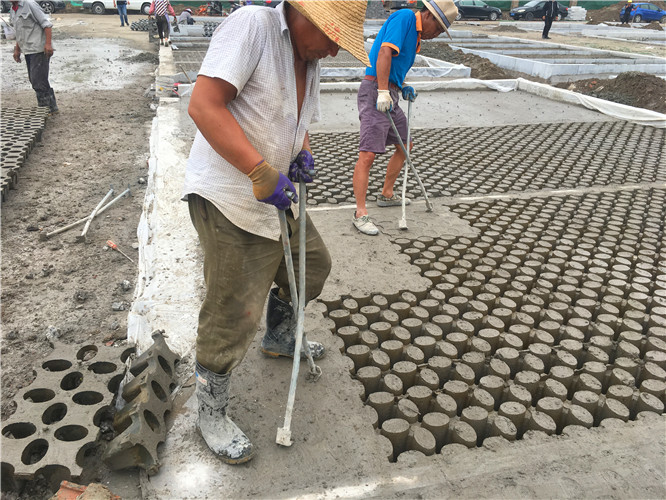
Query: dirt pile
420 43 510 79
492 25 526 33
557 72 666 113
642 21 664 30
586 1 625 24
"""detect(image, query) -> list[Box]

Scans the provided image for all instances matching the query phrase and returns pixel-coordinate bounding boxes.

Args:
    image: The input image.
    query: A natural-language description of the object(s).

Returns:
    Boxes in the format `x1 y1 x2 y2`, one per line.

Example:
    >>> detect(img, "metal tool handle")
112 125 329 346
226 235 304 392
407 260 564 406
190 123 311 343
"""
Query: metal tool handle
386 109 433 212
399 100 412 224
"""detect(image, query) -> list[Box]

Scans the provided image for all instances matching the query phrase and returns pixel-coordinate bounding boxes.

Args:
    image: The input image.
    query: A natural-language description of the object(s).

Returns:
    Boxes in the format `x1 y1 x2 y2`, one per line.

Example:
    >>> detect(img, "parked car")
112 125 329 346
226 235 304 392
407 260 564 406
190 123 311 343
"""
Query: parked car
619 2 666 23
454 0 501 20
510 0 568 21
1 0 65 14
382 0 418 10
82 0 151 15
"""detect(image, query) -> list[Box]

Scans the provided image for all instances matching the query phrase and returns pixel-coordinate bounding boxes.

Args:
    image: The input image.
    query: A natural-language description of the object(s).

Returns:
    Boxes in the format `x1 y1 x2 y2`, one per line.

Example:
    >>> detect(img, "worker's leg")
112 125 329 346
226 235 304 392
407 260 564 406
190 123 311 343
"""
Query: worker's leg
188 193 283 375
353 151 376 217
262 211 332 359
25 53 57 112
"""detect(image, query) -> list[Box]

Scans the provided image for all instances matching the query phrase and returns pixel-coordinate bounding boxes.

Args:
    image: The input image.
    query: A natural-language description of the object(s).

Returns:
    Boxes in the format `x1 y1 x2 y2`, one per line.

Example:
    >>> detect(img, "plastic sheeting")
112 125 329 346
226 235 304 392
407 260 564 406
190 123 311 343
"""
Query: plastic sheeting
516 78 666 128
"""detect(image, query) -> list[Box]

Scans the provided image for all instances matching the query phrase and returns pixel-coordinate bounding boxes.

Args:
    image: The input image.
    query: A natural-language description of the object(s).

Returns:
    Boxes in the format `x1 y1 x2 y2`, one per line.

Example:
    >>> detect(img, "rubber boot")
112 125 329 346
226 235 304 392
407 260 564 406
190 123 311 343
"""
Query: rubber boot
195 362 255 464
261 287 325 360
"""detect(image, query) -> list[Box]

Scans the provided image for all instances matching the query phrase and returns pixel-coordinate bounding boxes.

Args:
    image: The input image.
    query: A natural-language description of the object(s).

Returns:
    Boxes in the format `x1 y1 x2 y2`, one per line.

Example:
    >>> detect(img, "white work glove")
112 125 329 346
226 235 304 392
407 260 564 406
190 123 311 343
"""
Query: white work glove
376 89 393 113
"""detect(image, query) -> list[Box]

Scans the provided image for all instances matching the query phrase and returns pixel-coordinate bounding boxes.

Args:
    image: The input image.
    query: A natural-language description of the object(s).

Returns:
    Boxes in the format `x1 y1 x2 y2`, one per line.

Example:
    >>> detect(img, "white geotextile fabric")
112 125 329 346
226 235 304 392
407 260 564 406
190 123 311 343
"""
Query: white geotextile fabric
516 78 666 128
128 103 202 357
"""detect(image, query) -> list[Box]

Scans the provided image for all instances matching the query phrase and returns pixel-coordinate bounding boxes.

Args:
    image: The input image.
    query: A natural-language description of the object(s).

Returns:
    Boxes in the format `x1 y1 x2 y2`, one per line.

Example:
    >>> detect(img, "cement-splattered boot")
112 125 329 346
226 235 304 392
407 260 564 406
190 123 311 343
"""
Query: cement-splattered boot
195 362 255 464
261 287 325 360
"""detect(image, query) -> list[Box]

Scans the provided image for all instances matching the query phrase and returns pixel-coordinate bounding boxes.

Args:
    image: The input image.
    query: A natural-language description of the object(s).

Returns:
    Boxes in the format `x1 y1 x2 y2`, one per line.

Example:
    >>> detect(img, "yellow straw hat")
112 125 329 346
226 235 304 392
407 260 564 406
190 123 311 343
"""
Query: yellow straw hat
423 0 458 40
287 0 370 67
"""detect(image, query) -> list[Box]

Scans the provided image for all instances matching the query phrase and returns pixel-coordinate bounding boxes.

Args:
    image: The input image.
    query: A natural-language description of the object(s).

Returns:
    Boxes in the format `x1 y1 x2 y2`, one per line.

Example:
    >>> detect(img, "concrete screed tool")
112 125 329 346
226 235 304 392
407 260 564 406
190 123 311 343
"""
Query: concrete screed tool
276 180 322 447
386 104 434 221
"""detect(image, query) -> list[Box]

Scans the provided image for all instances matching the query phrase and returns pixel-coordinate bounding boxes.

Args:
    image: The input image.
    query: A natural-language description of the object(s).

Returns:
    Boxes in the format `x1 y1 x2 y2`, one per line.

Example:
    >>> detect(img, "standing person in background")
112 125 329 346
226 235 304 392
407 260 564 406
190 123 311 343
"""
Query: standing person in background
10 0 58 113
621 0 634 24
114 0 129 27
542 0 558 39
351 0 458 236
149 0 175 46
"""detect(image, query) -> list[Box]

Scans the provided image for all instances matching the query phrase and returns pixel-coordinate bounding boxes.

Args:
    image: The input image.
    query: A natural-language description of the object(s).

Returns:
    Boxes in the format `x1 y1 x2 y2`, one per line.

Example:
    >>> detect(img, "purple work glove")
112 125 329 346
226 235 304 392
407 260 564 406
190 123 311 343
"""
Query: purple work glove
288 148 316 183
259 173 298 210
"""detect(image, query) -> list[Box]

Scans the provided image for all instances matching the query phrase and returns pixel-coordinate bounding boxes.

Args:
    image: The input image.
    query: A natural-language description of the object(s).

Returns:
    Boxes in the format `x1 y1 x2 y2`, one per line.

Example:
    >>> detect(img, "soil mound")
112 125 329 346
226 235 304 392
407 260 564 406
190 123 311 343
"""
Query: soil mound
420 42 510 79
586 1 625 24
493 25 525 32
642 21 664 30
557 72 666 113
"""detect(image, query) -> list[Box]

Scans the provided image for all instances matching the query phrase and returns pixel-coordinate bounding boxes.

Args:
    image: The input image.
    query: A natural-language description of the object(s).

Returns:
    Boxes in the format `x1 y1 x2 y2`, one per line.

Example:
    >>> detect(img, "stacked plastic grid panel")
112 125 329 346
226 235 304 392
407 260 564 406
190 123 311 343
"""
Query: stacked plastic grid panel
103 331 180 475
307 121 665 206
0 107 49 202
1 343 135 483
322 188 666 462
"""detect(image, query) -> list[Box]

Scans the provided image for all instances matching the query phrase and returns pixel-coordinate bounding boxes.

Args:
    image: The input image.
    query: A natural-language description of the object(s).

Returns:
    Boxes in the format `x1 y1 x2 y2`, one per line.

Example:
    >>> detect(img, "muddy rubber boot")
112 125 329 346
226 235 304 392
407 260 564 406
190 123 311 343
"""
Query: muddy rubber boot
195 362 255 464
261 287 325 360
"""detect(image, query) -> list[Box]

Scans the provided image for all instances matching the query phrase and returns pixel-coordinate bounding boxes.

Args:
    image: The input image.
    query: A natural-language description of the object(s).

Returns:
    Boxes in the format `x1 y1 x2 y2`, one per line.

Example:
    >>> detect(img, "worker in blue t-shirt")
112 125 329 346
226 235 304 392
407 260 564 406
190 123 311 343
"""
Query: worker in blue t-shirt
351 0 459 236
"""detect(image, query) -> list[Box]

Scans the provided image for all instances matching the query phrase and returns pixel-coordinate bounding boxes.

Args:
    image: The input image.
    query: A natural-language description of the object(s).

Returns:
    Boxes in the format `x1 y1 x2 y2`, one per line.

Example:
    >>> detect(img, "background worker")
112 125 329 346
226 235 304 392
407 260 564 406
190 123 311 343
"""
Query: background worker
178 7 194 24
542 0 558 39
148 0 175 45
621 0 634 24
351 0 458 236
114 0 129 27
182 0 369 464
10 0 58 114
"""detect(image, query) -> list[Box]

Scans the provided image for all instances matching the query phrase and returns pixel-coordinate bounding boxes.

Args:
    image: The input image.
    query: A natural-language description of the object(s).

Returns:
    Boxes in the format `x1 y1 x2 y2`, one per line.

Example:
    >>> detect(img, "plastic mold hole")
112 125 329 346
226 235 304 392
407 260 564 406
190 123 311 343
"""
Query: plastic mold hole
21 439 49 465
120 347 135 363
2 422 36 439
89 362 117 374
42 403 68 425
72 391 104 405
54 425 89 442
144 410 161 432
42 359 72 372
107 374 124 394
151 381 167 403
23 389 55 403
60 372 84 391
158 356 172 377
76 345 98 361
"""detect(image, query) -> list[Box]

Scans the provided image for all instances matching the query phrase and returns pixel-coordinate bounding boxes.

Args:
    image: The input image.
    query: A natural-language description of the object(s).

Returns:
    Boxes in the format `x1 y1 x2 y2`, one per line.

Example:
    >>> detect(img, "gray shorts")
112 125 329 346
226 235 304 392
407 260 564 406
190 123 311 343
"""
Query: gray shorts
358 78 408 154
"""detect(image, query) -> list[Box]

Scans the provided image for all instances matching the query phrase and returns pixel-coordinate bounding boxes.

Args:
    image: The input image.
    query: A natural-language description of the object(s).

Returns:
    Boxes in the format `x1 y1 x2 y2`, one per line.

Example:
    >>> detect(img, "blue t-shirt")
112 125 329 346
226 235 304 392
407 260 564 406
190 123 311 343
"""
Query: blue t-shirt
366 9 420 89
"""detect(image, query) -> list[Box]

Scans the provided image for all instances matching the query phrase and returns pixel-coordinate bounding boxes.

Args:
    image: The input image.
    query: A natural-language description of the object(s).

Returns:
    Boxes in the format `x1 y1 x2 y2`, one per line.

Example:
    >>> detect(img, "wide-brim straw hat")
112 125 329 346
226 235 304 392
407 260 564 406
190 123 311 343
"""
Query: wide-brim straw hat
423 0 458 40
287 0 370 67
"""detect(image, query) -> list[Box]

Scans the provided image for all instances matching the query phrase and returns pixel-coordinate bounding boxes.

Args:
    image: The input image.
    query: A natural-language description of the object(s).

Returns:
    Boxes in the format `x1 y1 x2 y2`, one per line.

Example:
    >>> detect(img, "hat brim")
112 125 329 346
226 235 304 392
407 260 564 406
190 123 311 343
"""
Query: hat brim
287 0 370 67
424 1 454 41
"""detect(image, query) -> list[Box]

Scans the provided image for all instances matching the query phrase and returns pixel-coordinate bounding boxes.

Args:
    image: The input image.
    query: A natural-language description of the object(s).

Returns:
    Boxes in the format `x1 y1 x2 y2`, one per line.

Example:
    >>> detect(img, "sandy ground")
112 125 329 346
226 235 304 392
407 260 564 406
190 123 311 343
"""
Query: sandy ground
1 11 665 500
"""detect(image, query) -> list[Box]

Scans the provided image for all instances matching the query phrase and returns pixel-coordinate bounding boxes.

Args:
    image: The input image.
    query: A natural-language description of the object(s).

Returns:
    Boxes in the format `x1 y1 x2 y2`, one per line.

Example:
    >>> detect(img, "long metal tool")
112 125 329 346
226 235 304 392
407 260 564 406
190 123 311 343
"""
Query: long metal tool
386 109 433 213
398 99 413 230
276 181 321 447
41 187 131 240
77 188 115 242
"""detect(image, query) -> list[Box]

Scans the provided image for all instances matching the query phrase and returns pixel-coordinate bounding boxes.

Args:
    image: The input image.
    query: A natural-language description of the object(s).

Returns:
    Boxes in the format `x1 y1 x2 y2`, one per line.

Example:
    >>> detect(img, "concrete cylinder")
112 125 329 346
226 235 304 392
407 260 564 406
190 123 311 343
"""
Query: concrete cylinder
606 384 635 408
461 406 489 445
505 384 533 409
450 420 477 449
379 309 400 327
337 326 360 349
392 360 418 390
499 401 527 434
542 378 568 401
416 367 440 391
443 380 470 413
356 366 381 399
478 328 501 352
406 385 433 416
422 412 450 452
414 336 436 360
367 391 395 426
470 387 495 412
360 305 381 324
350 313 369 331
402 318 424 339
381 418 410 461
453 363 476 386
390 326 412 346
480 375 505 407
634 392 665 416
461 351 485 382
346 344 370 372
330 309 351 329
535 397 564 430
565 405 594 429
359 330 379 350
598 398 630 424
422 323 444 342
407 426 437 456
576 373 602 395
431 393 458 418
372 294 389 310
427 356 452 384
639 379 666 403
369 322 392 343
488 358 511 381
390 302 411 322
572 390 600 418
528 410 557 436
395 398 420 424
514 371 541 399
380 373 404 396
403 345 425 365
549 365 575 392
446 332 469 358
381 340 404 367
369 349 391 372
489 415 517 442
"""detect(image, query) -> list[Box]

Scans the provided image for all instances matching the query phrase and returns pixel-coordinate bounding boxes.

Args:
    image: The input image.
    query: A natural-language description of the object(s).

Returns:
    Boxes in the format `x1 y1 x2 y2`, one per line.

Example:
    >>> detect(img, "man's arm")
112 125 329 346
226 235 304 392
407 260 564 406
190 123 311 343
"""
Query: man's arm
188 75 263 174
375 45 393 91
44 26 53 56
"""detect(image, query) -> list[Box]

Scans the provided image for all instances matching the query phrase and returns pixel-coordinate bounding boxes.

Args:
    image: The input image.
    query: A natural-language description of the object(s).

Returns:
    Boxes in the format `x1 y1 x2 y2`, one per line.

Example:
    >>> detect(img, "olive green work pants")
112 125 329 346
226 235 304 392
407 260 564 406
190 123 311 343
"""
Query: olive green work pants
188 194 332 374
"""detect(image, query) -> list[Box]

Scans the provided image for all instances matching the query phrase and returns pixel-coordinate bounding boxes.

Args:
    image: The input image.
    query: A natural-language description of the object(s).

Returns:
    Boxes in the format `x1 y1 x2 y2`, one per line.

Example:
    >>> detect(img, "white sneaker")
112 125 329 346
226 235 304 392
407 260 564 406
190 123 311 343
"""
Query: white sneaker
352 212 379 236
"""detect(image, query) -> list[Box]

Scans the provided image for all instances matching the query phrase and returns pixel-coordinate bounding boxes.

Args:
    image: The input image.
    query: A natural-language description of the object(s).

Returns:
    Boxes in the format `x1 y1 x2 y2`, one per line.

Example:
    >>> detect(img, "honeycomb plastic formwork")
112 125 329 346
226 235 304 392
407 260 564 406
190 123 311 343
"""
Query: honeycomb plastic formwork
323 188 666 462
0 107 49 202
103 330 180 475
1 342 135 484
